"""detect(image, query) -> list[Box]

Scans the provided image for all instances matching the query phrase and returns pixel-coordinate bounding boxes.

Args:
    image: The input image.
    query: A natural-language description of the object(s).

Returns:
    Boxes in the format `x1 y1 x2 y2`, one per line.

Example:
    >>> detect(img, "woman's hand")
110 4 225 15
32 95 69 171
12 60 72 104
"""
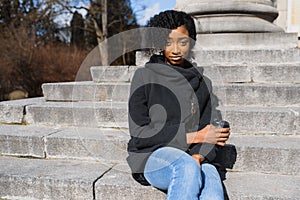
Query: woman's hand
187 125 230 146
192 154 205 167
204 125 230 146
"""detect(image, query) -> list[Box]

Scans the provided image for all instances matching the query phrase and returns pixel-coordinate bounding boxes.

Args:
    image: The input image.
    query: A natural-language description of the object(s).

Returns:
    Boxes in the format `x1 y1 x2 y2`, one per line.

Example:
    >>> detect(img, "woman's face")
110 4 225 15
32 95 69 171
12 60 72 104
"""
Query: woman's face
163 25 190 66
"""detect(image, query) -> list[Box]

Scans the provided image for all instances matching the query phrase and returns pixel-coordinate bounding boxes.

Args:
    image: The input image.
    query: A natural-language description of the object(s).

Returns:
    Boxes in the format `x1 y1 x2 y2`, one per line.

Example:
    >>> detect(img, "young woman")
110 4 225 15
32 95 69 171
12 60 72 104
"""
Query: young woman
127 10 231 200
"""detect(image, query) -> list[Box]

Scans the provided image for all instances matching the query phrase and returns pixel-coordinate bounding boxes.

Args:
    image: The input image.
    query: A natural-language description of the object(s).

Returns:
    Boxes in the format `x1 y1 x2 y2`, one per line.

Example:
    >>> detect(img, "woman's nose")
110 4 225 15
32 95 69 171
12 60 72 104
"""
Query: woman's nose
172 44 180 54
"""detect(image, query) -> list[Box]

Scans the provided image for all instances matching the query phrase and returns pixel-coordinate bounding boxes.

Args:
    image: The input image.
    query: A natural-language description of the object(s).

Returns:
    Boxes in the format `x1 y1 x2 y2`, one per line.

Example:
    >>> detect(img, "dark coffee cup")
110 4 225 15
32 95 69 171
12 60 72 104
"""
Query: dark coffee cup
213 120 230 128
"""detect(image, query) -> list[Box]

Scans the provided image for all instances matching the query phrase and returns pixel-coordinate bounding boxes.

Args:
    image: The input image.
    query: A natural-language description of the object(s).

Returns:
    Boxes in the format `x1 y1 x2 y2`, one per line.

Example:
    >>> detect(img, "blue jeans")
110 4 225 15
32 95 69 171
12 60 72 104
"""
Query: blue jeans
144 147 224 200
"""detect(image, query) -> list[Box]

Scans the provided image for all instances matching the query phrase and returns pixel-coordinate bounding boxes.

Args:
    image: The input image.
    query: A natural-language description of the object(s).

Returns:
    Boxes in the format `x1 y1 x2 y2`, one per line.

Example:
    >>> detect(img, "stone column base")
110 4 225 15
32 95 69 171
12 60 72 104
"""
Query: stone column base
195 32 298 50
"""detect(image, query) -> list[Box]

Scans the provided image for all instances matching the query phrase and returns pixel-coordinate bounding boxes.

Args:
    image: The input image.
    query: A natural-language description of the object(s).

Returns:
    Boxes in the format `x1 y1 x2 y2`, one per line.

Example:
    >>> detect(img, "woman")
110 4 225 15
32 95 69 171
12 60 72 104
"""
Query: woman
127 10 230 200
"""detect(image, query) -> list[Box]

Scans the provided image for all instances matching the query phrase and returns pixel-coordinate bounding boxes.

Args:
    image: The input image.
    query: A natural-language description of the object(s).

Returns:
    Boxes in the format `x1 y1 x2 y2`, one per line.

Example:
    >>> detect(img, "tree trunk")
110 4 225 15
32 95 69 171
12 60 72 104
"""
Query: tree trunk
101 0 108 66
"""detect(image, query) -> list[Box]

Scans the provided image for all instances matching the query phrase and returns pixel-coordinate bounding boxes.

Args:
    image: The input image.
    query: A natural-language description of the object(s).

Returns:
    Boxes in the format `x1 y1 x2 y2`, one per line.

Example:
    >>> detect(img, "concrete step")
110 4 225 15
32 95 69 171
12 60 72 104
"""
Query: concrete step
0 98 131 127
23 100 129 128
90 65 139 83
195 33 298 51
90 63 300 84
199 62 300 84
195 49 300 66
214 83 300 106
0 125 128 162
0 156 112 200
221 106 300 135
1 98 299 134
25 102 300 135
42 81 130 102
42 81 300 107
0 98 44 124
224 171 300 200
0 156 299 200
136 49 300 66
228 135 300 175
0 124 299 175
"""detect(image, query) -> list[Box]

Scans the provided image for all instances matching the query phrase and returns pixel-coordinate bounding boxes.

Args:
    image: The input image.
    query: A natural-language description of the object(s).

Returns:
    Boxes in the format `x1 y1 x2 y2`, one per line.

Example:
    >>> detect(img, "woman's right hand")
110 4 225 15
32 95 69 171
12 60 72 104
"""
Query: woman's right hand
187 125 230 146
203 125 230 146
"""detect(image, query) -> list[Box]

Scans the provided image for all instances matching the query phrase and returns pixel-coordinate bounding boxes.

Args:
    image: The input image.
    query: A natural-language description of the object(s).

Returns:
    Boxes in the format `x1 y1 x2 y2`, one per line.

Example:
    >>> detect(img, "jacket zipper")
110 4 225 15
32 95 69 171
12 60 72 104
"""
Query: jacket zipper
191 97 195 115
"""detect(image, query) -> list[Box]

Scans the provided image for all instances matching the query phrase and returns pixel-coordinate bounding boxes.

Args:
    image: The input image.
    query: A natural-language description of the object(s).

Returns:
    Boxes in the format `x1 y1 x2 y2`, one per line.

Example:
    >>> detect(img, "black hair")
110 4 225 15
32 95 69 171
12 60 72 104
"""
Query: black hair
145 10 196 50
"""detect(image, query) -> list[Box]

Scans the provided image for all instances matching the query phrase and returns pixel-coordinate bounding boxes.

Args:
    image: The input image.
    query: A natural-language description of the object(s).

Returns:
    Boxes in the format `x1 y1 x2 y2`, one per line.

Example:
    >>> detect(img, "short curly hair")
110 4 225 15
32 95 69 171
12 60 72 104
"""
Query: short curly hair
145 10 196 50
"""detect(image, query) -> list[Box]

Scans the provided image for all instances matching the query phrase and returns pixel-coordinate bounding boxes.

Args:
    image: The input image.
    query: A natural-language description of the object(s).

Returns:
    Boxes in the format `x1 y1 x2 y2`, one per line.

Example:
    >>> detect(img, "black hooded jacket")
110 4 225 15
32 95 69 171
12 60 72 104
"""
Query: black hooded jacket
127 55 220 185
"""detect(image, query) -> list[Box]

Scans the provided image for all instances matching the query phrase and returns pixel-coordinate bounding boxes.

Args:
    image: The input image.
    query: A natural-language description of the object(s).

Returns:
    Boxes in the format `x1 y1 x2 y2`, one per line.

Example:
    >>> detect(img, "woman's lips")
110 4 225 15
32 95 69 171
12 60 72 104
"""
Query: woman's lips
170 56 182 61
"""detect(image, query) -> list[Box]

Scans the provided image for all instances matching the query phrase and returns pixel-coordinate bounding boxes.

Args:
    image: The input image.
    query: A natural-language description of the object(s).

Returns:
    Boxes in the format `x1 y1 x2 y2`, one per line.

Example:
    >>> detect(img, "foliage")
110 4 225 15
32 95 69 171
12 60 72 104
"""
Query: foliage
0 0 139 101
71 11 85 48
76 0 139 65
0 24 88 100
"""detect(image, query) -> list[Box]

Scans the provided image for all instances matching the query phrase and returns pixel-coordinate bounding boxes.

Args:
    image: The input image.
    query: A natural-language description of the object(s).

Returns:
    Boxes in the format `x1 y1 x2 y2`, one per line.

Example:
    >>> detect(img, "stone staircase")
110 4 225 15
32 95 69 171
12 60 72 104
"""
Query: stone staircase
1 49 300 199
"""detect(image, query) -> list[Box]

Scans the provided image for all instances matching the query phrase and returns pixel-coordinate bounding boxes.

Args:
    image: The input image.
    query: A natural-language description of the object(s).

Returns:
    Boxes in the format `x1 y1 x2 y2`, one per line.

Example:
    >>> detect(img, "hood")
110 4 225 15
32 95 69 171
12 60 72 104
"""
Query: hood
145 55 203 91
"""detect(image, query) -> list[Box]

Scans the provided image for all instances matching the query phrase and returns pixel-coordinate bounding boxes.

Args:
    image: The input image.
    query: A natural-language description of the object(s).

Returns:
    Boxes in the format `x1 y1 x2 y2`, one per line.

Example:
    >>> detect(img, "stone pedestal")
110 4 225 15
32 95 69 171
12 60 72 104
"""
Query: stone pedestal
195 32 298 50
175 0 282 33
174 0 298 50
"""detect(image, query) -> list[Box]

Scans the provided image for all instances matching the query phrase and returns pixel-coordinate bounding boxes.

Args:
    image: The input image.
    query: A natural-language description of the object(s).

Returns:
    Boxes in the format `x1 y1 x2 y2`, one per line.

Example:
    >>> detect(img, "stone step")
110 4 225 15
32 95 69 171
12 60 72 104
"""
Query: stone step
0 156 299 200
0 98 44 124
195 33 298 50
228 135 300 175
195 49 300 65
221 106 299 135
90 65 138 83
1 98 299 134
23 100 129 128
0 124 299 175
25 102 300 135
42 81 300 107
0 98 129 127
42 81 130 102
0 125 128 162
224 171 300 200
90 63 300 84
214 83 300 106
136 49 300 66
0 156 111 200
202 63 300 84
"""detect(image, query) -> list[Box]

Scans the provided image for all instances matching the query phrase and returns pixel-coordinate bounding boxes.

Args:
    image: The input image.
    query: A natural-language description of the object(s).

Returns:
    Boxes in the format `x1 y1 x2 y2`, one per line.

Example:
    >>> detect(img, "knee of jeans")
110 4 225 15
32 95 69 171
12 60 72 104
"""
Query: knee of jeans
176 156 201 179
201 164 218 173
201 164 220 179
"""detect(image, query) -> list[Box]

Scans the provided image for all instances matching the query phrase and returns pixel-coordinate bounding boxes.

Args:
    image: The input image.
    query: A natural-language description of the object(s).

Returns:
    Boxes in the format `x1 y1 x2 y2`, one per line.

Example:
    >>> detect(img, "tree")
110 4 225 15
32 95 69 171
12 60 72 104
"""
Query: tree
76 0 139 65
107 0 139 65
0 0 88 100
0 0 62 44
0 0 139 100
0 0 12 25
71 11 84 48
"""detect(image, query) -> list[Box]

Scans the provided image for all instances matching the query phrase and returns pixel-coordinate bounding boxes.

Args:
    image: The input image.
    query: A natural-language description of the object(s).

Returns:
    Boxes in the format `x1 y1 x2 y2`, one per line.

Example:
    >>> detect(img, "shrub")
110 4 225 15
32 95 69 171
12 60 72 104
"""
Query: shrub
0 25 88 101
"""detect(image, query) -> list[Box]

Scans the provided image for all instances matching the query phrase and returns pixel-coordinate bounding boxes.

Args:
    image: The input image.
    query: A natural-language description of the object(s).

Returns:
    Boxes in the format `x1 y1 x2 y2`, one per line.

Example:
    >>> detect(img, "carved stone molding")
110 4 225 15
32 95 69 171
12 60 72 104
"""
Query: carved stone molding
175 0 283 33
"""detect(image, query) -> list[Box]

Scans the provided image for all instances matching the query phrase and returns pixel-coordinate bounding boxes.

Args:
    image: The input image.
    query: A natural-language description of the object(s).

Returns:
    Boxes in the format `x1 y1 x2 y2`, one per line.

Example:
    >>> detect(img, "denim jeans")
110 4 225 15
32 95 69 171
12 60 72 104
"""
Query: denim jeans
144 147 224 200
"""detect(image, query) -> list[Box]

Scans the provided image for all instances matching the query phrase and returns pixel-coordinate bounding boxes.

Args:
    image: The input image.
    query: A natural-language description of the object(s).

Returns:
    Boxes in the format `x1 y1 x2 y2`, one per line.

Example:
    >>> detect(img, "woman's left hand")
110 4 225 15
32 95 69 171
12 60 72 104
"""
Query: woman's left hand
192 154 205 167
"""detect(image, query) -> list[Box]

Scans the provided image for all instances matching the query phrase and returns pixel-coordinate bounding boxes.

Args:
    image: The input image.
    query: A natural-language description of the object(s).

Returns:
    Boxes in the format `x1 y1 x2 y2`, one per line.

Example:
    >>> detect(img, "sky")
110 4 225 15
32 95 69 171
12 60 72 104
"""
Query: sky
53 1 89 27
54 0 176 27
130 0 176 25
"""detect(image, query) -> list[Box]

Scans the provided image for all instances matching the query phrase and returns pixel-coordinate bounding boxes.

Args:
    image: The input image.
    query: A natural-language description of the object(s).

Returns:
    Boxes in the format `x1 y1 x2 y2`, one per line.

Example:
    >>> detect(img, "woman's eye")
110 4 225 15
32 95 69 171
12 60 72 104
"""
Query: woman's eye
166 41 172 46
180 40 189 46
